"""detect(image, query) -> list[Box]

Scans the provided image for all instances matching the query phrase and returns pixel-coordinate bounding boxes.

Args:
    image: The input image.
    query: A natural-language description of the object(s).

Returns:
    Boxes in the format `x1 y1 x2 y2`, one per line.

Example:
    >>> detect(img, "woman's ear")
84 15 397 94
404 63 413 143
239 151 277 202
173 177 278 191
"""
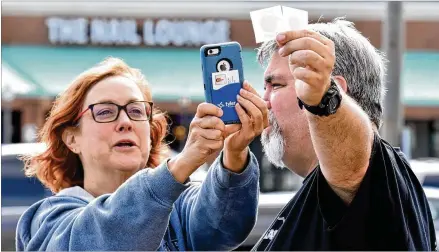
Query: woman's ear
333 75 348 93
62 127 81 154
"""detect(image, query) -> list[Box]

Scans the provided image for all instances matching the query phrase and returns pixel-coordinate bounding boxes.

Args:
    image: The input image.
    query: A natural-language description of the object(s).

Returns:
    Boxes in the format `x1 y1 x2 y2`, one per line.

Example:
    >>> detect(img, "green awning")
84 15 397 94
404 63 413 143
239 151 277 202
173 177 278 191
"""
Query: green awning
1 62 40 99
2 45 439 106
1 45 264 102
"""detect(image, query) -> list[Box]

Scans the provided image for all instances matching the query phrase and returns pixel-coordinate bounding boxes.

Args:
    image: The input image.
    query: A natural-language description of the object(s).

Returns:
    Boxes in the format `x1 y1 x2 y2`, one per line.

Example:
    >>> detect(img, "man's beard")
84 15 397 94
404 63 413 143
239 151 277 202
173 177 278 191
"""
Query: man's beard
261 111 286 169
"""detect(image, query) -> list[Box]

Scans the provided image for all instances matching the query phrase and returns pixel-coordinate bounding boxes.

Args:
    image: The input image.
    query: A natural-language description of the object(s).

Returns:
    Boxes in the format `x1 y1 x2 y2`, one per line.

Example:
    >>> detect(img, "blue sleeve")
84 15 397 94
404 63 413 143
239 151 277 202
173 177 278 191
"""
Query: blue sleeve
174 150 260 251
16 162 190 251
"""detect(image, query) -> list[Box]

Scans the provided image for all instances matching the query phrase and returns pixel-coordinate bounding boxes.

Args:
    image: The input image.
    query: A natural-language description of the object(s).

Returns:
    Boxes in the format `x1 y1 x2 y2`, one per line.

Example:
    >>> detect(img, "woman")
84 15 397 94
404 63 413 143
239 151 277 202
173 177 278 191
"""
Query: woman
16 57 269 251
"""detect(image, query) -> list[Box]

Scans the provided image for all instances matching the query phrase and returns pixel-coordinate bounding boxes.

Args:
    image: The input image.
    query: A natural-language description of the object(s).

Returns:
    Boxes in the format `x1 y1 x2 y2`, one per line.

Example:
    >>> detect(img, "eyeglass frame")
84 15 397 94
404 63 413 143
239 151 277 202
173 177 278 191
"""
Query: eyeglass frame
73 101 154 124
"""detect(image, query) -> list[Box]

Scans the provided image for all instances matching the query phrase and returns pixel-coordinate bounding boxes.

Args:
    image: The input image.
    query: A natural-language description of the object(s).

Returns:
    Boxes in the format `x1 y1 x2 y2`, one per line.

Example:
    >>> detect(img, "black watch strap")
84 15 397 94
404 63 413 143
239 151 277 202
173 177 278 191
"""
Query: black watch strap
297 79 342 116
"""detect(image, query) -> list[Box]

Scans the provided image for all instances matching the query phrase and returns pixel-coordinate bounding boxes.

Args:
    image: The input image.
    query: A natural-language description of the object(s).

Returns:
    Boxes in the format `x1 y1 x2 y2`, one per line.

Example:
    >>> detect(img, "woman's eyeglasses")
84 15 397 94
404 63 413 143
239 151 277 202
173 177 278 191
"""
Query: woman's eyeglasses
74 101 153 124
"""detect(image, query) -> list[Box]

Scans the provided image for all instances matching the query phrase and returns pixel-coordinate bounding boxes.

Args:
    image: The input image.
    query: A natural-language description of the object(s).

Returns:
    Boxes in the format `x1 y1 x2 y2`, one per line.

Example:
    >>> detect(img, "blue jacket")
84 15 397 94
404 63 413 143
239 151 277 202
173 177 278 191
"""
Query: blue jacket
16 152 260 251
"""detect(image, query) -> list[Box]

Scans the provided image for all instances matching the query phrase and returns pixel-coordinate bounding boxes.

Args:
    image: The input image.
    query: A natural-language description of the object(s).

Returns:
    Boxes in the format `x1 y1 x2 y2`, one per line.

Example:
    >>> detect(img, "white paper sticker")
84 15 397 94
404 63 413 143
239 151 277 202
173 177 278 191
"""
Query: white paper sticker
250 5 308 43
211 70 240 90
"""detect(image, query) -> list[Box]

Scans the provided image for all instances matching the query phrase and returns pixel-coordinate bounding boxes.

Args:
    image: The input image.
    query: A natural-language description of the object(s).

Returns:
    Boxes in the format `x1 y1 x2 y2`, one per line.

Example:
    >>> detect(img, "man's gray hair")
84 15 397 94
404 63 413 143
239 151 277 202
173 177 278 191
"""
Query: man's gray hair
257 18 387 128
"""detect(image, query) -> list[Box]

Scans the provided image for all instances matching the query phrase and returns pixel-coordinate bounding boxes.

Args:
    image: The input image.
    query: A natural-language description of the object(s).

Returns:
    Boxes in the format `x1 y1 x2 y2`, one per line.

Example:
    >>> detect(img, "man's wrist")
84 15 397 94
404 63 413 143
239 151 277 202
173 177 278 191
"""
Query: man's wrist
298 79 342 117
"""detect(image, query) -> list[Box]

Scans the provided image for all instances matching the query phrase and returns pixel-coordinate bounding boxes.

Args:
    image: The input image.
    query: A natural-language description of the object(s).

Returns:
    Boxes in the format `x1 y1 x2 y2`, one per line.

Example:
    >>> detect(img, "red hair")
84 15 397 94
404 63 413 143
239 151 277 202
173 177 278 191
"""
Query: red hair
22 57 170 193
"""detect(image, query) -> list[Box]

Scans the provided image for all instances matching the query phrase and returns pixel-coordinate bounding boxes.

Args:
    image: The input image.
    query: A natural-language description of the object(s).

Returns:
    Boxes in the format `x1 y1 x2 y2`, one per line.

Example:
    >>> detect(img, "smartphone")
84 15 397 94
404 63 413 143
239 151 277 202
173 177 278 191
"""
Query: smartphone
200 42 244 124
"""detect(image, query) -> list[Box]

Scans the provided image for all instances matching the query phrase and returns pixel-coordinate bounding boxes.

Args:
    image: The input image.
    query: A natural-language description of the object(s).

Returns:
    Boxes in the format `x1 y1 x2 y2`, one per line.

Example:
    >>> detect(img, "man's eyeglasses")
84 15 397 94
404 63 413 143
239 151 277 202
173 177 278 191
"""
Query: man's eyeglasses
74 101 153 124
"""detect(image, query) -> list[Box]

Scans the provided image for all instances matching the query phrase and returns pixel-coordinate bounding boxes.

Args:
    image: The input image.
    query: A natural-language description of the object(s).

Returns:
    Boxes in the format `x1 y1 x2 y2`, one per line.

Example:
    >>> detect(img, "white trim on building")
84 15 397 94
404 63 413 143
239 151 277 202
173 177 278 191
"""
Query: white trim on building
2 1 439 21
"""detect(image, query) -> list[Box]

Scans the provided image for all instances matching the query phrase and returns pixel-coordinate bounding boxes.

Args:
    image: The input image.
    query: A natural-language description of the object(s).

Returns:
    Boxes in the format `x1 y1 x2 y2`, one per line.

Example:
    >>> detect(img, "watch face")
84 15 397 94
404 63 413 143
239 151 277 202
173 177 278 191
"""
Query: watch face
328 96 340 114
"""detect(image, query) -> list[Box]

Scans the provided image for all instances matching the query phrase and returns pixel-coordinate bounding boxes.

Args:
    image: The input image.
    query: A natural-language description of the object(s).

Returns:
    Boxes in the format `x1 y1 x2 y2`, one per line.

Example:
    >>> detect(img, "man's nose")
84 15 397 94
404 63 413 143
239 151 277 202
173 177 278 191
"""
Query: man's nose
263 90 272 110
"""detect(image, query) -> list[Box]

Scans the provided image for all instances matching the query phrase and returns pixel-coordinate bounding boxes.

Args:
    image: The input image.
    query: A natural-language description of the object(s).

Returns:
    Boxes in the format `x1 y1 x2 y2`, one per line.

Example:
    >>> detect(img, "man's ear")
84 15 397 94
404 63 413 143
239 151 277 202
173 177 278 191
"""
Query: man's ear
62 127 80 154
332 75 348 93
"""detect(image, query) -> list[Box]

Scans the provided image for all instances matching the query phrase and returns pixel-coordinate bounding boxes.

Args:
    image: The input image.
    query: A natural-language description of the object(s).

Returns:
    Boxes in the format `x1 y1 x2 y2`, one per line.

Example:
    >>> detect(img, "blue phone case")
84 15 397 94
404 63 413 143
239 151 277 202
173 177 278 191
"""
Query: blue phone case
200 42 244 124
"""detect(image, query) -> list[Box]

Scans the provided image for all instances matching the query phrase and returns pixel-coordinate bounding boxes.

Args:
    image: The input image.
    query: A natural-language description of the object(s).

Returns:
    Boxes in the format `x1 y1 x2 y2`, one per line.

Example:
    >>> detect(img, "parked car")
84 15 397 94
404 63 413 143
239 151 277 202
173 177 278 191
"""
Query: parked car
2 143 50 251
422 186 439 240
2 143 50 207
410 158 439 188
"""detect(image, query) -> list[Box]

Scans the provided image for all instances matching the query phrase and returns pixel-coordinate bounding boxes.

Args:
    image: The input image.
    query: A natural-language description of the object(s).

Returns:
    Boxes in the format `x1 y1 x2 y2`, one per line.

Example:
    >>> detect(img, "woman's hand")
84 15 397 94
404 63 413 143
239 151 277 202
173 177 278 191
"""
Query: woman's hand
168 103 226 183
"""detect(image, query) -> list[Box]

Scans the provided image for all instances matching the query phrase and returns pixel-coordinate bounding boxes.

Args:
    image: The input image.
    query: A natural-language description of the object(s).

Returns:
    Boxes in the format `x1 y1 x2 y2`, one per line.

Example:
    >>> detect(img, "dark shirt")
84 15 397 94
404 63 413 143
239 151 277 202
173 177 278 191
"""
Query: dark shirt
253 134 437 251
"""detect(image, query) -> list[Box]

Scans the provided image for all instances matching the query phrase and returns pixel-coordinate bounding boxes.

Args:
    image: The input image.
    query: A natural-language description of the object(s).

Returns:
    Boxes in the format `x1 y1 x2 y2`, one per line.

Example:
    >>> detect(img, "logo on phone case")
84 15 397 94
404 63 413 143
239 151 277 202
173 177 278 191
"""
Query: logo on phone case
212 70 240 90
215 74 227 85
217 101 236 109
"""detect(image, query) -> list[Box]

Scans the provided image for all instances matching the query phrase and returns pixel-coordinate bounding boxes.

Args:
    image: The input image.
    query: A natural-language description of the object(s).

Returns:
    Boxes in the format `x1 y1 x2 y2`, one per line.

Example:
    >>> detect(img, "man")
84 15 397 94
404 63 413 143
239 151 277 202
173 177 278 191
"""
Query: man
253 18 436 251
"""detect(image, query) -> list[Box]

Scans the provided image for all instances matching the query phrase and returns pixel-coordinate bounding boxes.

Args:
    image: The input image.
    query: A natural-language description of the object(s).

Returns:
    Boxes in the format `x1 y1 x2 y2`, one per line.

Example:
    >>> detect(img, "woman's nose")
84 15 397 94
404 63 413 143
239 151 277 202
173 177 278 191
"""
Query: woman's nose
116 111 133 132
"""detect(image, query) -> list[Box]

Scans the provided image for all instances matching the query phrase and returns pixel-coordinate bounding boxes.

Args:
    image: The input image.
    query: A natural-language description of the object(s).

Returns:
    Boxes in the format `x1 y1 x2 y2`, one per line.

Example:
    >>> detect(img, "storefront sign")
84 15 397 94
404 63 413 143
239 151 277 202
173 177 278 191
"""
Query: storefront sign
46 17 230 46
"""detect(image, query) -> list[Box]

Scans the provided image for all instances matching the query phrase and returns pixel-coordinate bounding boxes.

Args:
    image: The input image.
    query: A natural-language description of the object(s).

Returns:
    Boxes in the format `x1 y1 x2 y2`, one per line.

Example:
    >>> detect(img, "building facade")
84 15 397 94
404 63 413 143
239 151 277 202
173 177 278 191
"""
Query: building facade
2 2 439 188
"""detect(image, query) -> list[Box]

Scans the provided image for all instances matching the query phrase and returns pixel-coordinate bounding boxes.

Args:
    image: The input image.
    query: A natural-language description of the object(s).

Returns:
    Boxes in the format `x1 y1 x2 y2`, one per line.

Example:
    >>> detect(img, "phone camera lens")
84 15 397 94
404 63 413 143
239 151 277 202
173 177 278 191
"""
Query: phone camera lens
208 49 213 54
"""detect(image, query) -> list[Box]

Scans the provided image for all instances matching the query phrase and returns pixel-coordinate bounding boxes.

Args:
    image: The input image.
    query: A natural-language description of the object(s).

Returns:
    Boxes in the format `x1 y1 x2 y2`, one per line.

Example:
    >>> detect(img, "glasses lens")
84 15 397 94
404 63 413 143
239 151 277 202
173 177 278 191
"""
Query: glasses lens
127 101 151 120
93 103 118 122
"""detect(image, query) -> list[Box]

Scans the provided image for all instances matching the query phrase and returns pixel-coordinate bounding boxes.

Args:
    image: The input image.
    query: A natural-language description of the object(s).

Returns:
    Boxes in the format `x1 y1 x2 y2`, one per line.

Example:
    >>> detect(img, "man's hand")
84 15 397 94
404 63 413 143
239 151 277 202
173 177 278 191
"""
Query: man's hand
276 30 336 106
222 81 269 173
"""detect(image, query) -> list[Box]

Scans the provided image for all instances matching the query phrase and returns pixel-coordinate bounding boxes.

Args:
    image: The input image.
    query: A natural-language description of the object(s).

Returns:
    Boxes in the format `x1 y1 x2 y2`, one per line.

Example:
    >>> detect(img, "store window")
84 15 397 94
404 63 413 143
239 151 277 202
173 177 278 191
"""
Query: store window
433 120 439 157
1 109 22 143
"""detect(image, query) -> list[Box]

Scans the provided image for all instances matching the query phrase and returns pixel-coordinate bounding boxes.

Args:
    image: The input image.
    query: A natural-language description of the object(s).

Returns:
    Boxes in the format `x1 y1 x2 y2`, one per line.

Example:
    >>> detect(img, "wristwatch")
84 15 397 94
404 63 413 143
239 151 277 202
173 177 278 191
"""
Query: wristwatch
297 79 342 116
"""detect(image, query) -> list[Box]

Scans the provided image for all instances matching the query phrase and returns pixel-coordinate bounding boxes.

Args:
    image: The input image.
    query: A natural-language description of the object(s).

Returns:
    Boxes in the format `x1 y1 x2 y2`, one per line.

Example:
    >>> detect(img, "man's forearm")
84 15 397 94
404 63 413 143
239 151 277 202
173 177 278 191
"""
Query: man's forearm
306 93 374 203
